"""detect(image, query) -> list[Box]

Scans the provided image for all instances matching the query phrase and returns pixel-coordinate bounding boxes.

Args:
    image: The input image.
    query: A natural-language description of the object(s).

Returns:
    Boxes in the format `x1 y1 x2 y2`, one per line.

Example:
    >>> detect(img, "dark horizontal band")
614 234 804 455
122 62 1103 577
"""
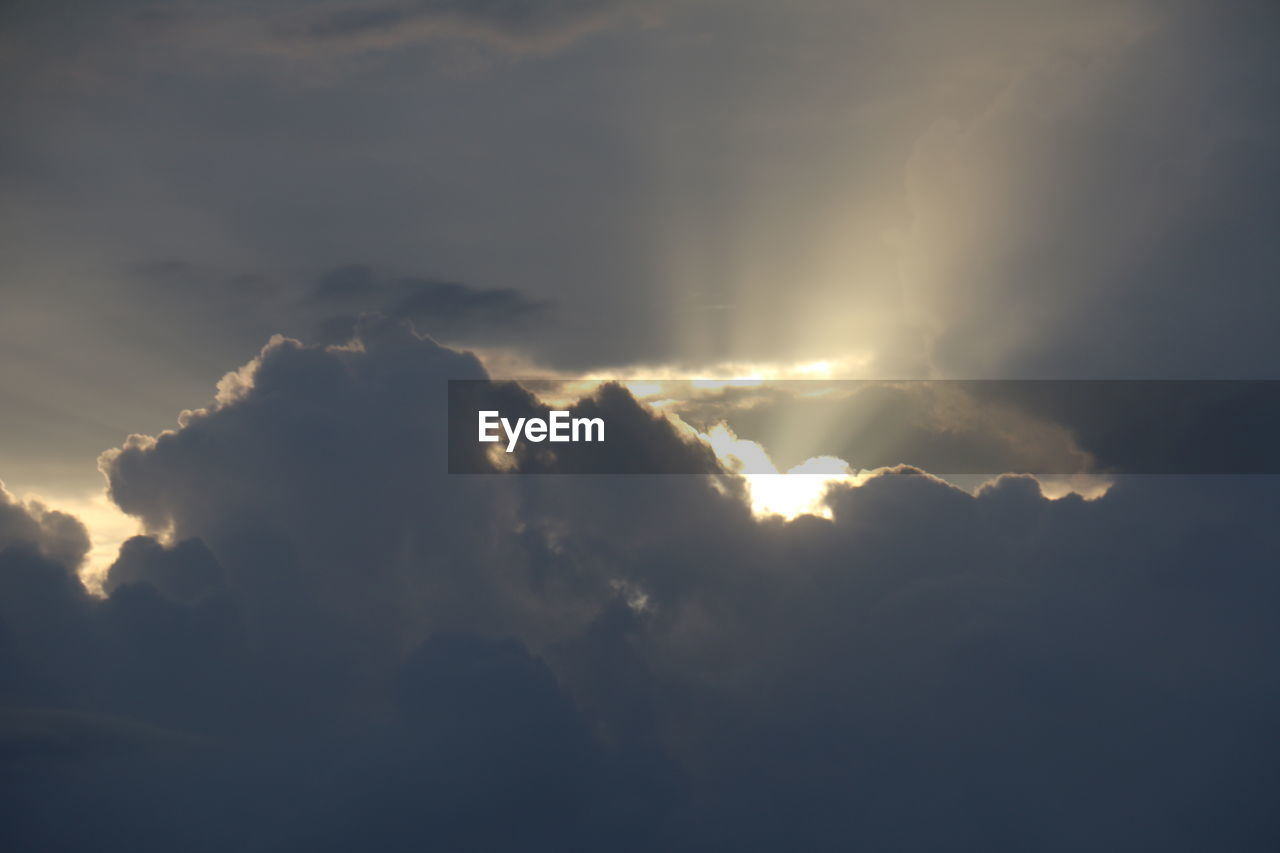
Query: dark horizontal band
448 379 1280 475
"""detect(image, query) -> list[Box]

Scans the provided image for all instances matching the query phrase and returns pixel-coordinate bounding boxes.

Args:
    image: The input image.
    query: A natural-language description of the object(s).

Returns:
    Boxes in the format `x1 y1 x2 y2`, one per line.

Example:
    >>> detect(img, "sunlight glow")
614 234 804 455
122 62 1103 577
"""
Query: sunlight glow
21 489 141 595
582 353 874 386
701 423 862 520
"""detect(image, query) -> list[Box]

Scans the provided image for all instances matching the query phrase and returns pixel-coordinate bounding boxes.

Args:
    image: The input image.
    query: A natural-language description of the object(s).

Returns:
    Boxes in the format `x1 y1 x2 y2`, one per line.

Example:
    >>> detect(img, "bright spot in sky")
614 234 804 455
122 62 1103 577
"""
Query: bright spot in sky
567 352 876 388
702 424 860 520
36 489 141 595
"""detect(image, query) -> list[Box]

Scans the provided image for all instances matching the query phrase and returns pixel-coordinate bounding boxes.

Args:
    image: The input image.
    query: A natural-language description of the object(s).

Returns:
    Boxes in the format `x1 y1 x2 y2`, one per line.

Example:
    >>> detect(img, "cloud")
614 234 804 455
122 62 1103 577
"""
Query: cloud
310 264 382 301
266 0 664 58
391 276 548 324
0 485 97 712
662 379 1280 476
308 265 553 347
448 379 723 474
5 326 1280 849
664 381 1095 475
103 536 222 603
0 484 90 572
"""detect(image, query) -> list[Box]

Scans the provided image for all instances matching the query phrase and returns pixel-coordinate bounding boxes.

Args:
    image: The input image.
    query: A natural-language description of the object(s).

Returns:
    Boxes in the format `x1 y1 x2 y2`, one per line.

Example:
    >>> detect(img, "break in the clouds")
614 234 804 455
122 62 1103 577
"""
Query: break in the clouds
4 323 1280 849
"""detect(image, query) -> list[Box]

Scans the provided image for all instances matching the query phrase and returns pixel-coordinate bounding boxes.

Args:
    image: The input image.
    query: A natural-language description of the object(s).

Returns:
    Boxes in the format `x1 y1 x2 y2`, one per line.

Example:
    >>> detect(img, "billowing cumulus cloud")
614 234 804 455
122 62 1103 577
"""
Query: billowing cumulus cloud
0 485 95 710
103 535 222 603
4 326 1279 849
0 487 90 573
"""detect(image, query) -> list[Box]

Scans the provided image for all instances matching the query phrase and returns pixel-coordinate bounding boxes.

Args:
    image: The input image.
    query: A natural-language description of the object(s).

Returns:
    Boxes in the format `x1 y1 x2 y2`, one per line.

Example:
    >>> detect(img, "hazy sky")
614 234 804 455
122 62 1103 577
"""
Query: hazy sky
5 0 1278 498
4 3 1280 850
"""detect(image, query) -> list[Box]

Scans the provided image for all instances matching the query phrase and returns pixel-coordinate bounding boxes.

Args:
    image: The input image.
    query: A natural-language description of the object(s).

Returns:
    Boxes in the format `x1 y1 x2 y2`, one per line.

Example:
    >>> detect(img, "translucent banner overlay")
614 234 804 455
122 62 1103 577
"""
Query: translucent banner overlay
448 379 1280 475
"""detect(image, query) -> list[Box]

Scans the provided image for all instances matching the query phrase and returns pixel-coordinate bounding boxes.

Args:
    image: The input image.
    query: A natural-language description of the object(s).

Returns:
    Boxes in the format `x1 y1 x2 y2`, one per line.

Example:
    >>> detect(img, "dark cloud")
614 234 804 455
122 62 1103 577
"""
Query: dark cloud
448 379 723 474
967 380 1280 474
103 536 222 603
666 381 1093 474
311 264 381 302
661 380 1280 475
0 486 90 573
268 0 662 57
392 276 547 324
0 489 95 711
4 355 677 845
6 327 1280 848
307 265 553 347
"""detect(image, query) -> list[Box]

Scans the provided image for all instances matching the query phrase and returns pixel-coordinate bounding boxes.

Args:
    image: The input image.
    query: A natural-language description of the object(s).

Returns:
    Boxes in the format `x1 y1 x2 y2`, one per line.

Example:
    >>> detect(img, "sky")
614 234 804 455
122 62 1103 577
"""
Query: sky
3 1 1280 850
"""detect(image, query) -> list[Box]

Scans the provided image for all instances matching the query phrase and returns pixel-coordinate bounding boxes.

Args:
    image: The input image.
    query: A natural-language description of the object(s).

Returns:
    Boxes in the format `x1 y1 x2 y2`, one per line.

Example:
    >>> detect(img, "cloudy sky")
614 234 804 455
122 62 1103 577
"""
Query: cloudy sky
3 1 1280 849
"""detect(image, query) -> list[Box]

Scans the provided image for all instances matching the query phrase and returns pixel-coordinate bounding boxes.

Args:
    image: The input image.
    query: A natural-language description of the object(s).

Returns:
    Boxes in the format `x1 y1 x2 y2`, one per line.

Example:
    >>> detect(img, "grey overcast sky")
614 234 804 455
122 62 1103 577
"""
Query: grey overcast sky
5 5 1280 848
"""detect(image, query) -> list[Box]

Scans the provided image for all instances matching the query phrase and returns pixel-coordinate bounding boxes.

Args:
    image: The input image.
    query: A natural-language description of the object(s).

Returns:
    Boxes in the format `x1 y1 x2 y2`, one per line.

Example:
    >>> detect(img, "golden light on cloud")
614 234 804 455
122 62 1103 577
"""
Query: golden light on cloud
491 354 878 412
38 489 141 595
586 353 875 385
1028 474 1113 502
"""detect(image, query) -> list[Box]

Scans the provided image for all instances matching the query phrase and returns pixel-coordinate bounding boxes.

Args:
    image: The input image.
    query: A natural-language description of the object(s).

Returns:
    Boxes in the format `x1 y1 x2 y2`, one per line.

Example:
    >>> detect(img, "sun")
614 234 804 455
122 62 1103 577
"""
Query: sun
701 423 860 520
